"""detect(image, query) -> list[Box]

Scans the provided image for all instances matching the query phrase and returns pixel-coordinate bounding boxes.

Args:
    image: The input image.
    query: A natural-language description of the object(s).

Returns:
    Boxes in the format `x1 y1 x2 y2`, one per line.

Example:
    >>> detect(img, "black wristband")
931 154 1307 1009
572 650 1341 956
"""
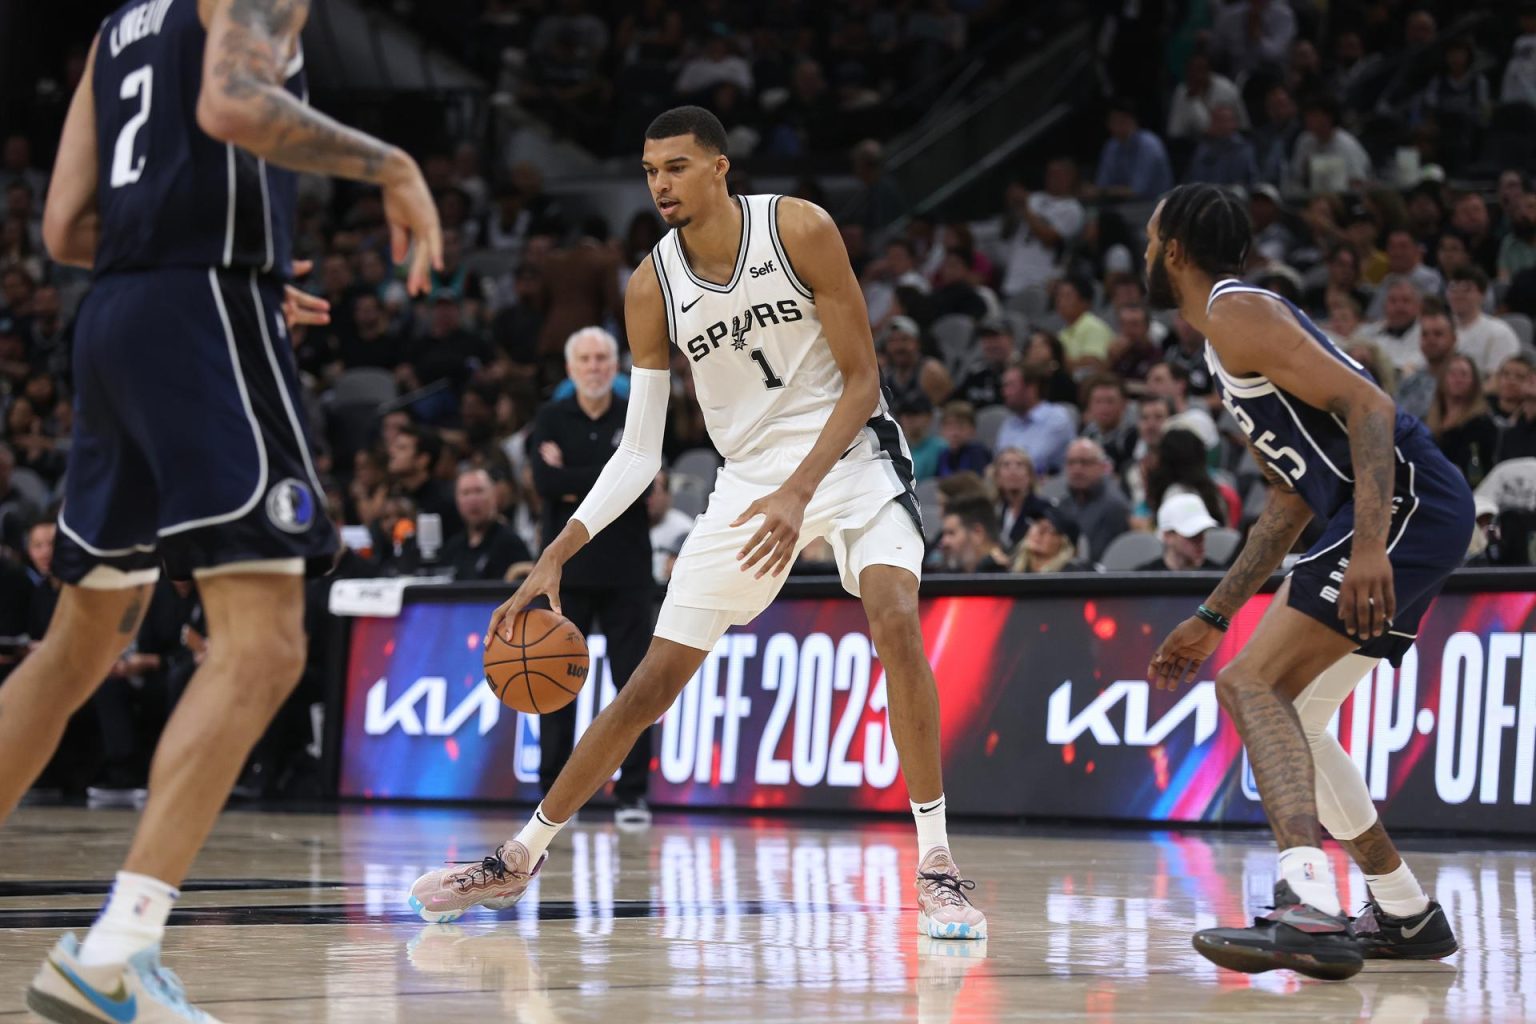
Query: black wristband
1196 604 1231 632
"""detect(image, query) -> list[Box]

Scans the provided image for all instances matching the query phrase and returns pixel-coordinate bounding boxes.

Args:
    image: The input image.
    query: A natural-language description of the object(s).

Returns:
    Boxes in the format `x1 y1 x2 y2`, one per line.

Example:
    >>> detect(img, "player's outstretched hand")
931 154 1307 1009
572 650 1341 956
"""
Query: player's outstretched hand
282 260 330 332
1339 544 1394 639
732 486 809 580
381 151 444 297
486 552 564 646
1148 616 1223 691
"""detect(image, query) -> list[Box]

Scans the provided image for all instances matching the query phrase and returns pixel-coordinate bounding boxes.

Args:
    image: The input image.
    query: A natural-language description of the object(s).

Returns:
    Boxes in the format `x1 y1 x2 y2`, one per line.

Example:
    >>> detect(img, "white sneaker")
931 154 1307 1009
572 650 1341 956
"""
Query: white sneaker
614 798 652 831
27 933 222 1022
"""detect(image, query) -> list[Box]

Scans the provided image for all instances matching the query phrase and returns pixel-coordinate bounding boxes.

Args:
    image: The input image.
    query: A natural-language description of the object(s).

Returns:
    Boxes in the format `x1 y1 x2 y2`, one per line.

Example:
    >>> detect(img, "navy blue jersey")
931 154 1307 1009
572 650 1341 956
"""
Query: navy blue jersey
1204 278 1438 520
92 0 305 279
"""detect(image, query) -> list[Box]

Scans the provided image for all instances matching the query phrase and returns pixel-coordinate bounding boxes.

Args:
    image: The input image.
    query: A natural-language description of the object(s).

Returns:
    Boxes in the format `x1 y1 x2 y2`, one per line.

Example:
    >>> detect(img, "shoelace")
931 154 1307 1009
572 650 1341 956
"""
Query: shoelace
918 871 976 908
448 851 516 893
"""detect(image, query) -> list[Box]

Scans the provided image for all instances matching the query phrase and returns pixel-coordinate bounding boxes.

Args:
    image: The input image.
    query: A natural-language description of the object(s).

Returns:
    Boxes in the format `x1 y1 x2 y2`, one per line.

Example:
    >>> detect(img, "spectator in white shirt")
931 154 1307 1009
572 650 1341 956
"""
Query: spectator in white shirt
999 159 1085 299
1365 229 1444 319
1446 265 1521 380
860 238 928 327
1361 278 1425 375
647 468 695 583
1167 53 1249 139
1211 0 1296 79
674 28 753 97
1501 7 1536 107
1289 94 1373 194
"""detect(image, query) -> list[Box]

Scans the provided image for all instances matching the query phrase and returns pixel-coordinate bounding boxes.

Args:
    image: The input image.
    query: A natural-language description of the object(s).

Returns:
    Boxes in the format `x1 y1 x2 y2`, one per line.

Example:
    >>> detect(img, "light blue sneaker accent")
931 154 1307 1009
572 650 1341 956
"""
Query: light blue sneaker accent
27 933 222 1023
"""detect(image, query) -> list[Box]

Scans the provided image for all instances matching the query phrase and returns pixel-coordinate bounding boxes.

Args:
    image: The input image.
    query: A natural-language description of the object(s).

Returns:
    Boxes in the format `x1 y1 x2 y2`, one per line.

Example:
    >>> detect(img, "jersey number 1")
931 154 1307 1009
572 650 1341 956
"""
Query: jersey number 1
750 349 784 390
110 66 153 189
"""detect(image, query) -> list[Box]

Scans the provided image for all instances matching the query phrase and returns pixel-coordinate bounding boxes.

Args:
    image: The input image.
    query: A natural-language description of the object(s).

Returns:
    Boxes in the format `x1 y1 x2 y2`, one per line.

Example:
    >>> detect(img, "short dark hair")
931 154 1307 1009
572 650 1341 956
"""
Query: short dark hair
1155 183 1251 278
1450 264 1490 293
1059 274 1094 304
1419 305 1455 335
398 423 443 466
1107 96 1139 121
1081 373 1126 404
942 400 976 427
886 238 916 259
1156 359 1192 387
946 496 1000 542
645 106 729 155
1301 93 1341 123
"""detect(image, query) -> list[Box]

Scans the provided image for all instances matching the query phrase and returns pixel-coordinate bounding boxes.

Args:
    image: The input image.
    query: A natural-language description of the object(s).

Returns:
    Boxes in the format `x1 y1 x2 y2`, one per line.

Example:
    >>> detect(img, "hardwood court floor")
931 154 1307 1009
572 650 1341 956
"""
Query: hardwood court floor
0 806 1530 1022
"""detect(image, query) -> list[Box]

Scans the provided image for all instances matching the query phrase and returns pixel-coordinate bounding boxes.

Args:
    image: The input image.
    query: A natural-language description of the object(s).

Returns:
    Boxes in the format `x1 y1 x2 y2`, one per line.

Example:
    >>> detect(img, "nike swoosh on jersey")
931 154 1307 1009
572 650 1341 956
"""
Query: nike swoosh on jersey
52 961 138 1023
1400 912 1437 939
681 296 702 312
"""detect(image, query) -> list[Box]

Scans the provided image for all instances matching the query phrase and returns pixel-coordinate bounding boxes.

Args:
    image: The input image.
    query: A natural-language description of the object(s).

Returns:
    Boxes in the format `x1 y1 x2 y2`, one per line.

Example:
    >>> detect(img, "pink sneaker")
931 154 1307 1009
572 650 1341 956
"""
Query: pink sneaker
409 841 546 923
915 847 987 940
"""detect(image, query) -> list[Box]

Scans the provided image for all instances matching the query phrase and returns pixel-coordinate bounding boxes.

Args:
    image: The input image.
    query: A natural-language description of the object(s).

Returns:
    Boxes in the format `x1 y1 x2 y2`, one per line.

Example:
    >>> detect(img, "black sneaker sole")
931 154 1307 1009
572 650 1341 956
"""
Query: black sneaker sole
1361 936 1459 960
1193 930 1364 981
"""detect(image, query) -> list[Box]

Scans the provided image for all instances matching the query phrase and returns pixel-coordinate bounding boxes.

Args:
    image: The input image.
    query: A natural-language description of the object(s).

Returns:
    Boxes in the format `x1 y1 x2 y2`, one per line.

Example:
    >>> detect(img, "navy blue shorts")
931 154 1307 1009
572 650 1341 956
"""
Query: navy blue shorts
54 267 336 585
1287 435 1474 665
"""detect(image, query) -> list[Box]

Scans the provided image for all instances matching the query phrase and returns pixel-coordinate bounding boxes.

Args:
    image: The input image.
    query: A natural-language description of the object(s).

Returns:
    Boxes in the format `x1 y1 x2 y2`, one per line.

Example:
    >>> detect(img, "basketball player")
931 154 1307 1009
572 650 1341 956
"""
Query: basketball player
410 107 986 940
0 1 440 1020
1143 184 1470 979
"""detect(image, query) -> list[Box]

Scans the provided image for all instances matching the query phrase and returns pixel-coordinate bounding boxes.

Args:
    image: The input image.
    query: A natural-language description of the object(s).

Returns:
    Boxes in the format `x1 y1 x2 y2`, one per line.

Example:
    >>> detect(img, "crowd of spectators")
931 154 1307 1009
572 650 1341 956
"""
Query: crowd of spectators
6 1 1536 795
405 0 1029 163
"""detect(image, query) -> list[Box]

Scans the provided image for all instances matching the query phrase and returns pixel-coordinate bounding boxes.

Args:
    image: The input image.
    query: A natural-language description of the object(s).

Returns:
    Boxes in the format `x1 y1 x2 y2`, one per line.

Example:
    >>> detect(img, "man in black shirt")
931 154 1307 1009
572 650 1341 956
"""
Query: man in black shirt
387 424 464 541
951 317 1015 408
440 468 532 581
529 327 655 825
938 497 1011 573
1134 493 1224 571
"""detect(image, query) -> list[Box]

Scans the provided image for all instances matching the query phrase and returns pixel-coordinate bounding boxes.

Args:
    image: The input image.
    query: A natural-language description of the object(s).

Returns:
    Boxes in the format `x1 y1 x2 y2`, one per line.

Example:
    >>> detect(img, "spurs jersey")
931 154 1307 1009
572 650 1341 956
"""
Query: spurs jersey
653 194 850 461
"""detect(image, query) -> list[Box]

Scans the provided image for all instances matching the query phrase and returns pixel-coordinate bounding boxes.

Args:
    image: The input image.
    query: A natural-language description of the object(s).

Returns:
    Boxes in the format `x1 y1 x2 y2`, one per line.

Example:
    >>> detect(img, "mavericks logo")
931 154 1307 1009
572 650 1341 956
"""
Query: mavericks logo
266 478 316 534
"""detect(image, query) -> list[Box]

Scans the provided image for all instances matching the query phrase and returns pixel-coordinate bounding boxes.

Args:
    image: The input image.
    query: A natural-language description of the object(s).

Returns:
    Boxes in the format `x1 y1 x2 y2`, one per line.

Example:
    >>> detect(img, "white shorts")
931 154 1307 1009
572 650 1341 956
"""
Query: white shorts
656 442 924 651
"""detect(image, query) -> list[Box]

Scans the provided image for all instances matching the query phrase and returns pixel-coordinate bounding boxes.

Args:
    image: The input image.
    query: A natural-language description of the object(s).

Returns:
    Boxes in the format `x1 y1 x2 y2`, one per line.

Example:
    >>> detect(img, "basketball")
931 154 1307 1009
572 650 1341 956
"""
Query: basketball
483 608 590 714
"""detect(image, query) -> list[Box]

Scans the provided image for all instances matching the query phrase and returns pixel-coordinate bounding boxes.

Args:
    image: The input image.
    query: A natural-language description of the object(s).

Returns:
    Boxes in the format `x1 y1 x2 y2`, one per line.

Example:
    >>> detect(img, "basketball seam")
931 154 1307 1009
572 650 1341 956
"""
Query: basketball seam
484 653 589 668
522 620 566 647
523 667 582 698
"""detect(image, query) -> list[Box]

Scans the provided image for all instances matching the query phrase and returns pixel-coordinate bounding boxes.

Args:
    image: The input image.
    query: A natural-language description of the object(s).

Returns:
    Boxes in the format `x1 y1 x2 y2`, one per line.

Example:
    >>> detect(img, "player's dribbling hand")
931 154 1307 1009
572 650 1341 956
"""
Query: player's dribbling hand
1339 544 1395 639
1147 616 1223 691
732 486 809 580
381 150 444 297
486 553 564 645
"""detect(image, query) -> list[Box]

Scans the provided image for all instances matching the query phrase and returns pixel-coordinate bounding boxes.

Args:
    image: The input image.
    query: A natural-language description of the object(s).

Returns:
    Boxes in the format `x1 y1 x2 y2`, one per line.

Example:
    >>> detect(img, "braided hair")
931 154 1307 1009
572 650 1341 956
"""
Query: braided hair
1156 184 1252 278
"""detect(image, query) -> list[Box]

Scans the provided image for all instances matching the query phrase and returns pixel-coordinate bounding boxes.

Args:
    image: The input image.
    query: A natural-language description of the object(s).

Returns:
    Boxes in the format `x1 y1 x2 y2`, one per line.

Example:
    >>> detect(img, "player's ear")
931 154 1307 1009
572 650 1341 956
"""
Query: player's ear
716 153 730 182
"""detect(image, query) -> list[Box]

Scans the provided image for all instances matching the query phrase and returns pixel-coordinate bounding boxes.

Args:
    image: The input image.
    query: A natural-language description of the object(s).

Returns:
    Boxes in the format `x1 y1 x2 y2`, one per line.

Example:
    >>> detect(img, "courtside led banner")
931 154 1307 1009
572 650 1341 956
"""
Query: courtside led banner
338 590 1536 833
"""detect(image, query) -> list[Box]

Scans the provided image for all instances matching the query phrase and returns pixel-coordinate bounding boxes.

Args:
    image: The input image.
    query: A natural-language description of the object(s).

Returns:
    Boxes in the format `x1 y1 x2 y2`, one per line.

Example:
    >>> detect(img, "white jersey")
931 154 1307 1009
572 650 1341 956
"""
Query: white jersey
652 194 848 462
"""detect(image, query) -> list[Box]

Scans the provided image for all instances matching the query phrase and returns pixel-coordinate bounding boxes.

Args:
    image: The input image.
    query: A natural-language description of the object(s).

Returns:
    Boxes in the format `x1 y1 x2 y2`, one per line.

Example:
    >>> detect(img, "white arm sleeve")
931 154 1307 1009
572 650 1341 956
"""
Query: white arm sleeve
570 366 670 539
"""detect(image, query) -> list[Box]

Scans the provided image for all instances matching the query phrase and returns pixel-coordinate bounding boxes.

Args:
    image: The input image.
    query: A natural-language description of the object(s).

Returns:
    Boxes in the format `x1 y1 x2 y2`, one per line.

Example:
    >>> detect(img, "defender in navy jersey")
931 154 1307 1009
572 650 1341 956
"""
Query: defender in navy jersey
1146 185 1468 981
2 2 440 1021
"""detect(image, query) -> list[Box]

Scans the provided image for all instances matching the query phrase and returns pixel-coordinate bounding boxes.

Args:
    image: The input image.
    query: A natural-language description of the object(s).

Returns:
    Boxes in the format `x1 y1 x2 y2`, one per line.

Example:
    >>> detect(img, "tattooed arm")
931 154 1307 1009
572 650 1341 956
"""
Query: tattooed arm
1148 452 1312 689
1203 453 1313 619
1206 292 1400 639
196 0 441 290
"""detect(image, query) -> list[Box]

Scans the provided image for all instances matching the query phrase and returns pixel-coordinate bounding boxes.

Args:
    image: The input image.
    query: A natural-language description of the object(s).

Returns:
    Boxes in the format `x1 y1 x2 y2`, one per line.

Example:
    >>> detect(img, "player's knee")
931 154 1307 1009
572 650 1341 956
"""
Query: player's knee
863 590 921 657
212 630 308 705
617 666 684 724
1214 663 1264 711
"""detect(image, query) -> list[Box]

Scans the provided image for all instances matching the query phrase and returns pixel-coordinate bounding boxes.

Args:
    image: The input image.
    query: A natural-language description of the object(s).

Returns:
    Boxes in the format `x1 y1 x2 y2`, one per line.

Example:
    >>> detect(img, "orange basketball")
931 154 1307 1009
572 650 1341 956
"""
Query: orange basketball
483 608 590 714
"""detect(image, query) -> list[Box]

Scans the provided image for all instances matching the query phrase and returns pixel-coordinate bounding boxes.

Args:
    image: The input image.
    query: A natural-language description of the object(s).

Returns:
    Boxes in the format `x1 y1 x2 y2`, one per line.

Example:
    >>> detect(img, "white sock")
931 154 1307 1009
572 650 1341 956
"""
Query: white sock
1365 861 1430 918
512 803 568 863
911 795 949 861
1277 846 1341 917
78 871 178 966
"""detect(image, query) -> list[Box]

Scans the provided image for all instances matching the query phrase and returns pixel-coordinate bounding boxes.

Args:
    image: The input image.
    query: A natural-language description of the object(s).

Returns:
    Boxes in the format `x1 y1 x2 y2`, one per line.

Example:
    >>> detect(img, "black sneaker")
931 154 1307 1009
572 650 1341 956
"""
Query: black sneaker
1351 899 1457 960
1192 882 1364 981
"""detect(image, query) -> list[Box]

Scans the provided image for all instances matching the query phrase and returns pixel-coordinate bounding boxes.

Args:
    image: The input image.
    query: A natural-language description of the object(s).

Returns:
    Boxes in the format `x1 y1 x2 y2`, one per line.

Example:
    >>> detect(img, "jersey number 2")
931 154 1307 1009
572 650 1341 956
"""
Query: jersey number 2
750 348 785 389
110 66 153 189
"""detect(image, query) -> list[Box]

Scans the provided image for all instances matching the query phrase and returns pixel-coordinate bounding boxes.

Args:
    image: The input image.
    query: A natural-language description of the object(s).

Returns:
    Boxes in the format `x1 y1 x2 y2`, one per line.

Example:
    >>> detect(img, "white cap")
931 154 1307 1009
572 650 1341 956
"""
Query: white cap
1157 493 1219 538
